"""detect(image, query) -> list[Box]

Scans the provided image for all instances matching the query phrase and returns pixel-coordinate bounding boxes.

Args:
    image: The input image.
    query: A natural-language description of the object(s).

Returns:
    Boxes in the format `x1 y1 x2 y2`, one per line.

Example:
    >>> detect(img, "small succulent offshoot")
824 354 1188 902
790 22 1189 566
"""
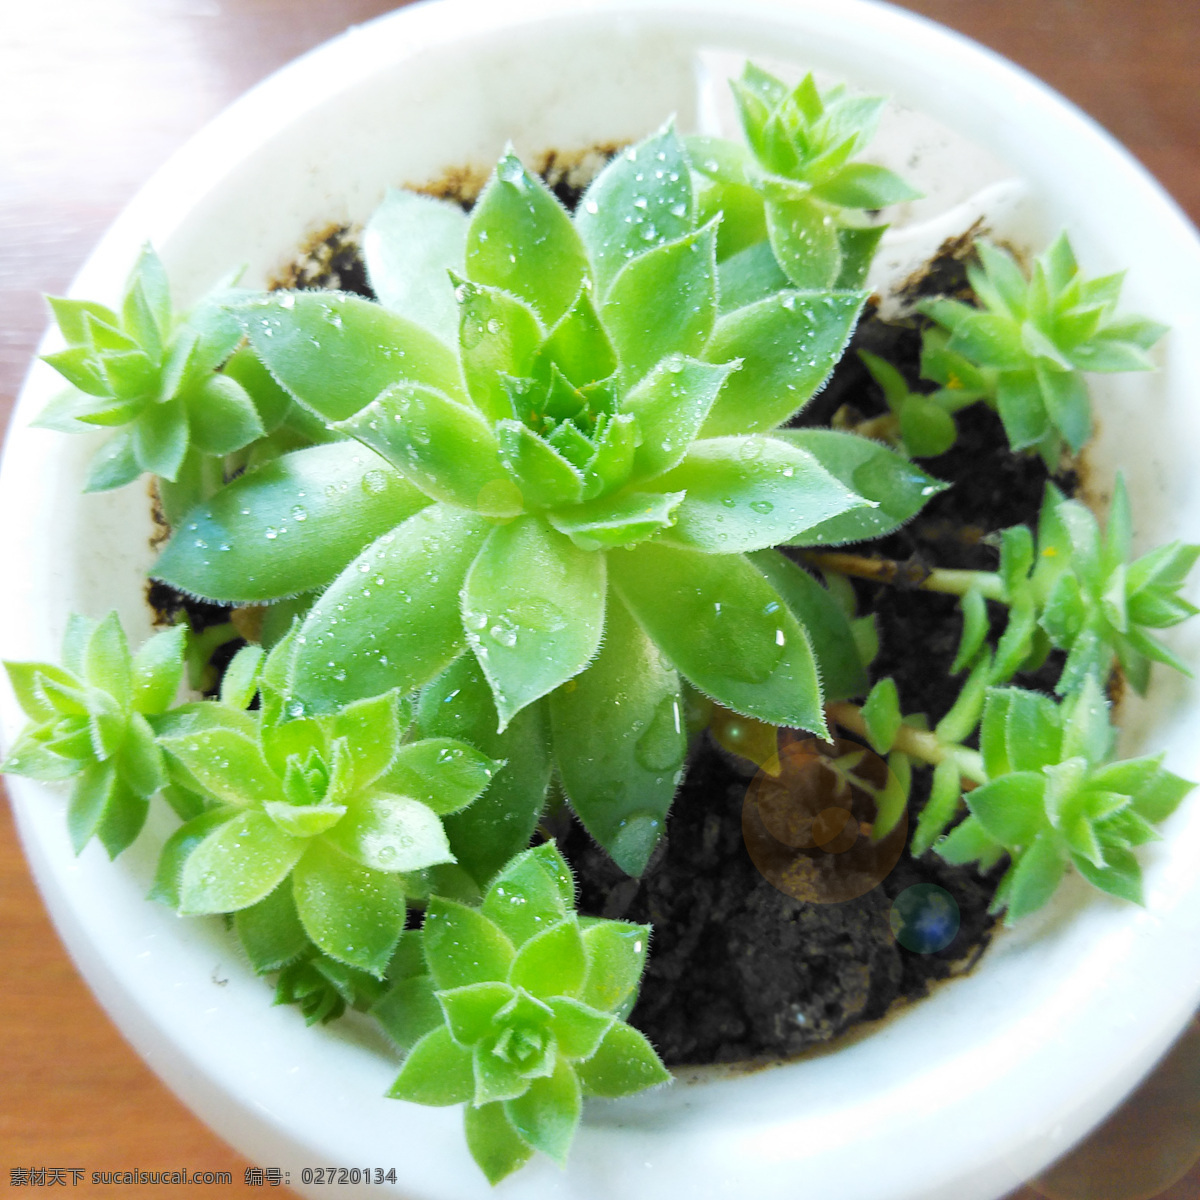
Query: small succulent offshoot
151 632 499 975
688 63 921 288
920 234 1168 466
1 613 184 857
812 476 1200 699
380 843 669 1183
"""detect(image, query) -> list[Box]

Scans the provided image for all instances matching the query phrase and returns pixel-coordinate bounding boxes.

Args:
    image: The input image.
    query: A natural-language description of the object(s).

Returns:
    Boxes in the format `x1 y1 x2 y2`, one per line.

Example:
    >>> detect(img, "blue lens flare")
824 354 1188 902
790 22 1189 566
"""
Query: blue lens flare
889 883 960 953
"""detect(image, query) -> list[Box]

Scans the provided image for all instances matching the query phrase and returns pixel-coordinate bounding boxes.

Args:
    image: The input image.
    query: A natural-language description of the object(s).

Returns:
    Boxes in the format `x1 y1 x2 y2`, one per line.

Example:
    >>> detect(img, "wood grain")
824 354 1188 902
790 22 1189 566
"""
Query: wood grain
1 2 1197 1196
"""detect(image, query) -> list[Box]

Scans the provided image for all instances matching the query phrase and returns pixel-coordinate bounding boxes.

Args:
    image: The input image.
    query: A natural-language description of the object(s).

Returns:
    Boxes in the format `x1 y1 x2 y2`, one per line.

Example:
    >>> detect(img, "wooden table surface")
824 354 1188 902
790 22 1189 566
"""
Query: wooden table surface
1 2 1198 1197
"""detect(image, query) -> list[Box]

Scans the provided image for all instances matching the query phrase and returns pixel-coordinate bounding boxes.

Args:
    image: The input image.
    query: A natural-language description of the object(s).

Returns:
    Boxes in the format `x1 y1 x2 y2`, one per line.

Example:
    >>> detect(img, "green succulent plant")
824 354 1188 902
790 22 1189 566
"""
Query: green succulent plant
381 842 669 1183
920 234 1168 465
1 612 184 857
151 122 944 875
688 63 920 288
36 249 255 509
149 634 500 974
1023 477 1199 694
937 678 1193 922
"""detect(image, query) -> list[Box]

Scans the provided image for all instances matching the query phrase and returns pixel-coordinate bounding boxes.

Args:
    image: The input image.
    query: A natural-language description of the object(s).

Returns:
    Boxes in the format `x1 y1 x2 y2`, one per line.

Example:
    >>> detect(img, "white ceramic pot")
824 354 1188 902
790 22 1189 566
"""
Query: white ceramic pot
2 2 1199 1198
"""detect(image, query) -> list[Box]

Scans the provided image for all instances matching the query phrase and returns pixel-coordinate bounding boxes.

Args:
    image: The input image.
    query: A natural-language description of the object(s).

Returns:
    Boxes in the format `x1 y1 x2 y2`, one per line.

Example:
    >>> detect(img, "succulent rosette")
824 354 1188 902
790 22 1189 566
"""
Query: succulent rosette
920 234 1168 465
153 122 941 875
686 63 921 289
378 842 669 1183
150 634 500 974
938 677 1193 923
1 612 184 857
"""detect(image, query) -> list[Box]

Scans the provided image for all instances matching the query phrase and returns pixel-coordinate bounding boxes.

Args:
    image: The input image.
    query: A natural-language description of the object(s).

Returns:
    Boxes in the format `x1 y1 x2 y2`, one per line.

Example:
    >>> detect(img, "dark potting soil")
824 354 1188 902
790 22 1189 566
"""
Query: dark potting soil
151 191 1076 1067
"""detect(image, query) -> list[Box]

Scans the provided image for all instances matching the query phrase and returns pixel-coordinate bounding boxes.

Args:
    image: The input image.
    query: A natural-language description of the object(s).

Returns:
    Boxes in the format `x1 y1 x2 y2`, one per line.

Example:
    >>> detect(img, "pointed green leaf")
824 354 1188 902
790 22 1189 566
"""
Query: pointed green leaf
130 624 186 715
418 655 552 888
995 369 1049 450
764 196 841 290
495 420 585 509
503 1054 582 1165
234 879 309 972
83 611 132 703
66 761 117 853
775 428 946 546
582 411 637 498
388 1025 476 1106
603 220 718 385
373 973 445 1051
748 549 867 702
1073 846 1144 905
439 981 516 1051
292 504 489 710
323 793 455 874
551 590 684 875
462 516 605 730
463 1101 534 1185
41 345 111 396
467 153 587 325
610 542 826 734
546 490 684 551
1002 688 1063 773
454 278 543 421
575 1022 670 1097
1034 361 1091 451
242 291 464 420
579 921 650 1015
131 398 189 481
548 997 614 1060
153 443 426 603
47 295 121 345
185 374 264 455
179 809 304 914
1127 762 1194 824
532 285 617 387
338 381 517 516
424 897 515 989
117 713 165 798
1004 834 1067 923
911 758 964 857
509 918 586 999
967 772 1047 849
948 314 1028 371
159 725 280 809
621 356 735 482
653 434 868 553
291 839 407 973
147 808 234 908
480 842 575 947
935 813 1005 867
84 431 142 492
577 122 694 293
216 644 263 712
812 162 921 208
702 290 864 435
716 239 787 313
364 189 467 344
380 738 500 816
